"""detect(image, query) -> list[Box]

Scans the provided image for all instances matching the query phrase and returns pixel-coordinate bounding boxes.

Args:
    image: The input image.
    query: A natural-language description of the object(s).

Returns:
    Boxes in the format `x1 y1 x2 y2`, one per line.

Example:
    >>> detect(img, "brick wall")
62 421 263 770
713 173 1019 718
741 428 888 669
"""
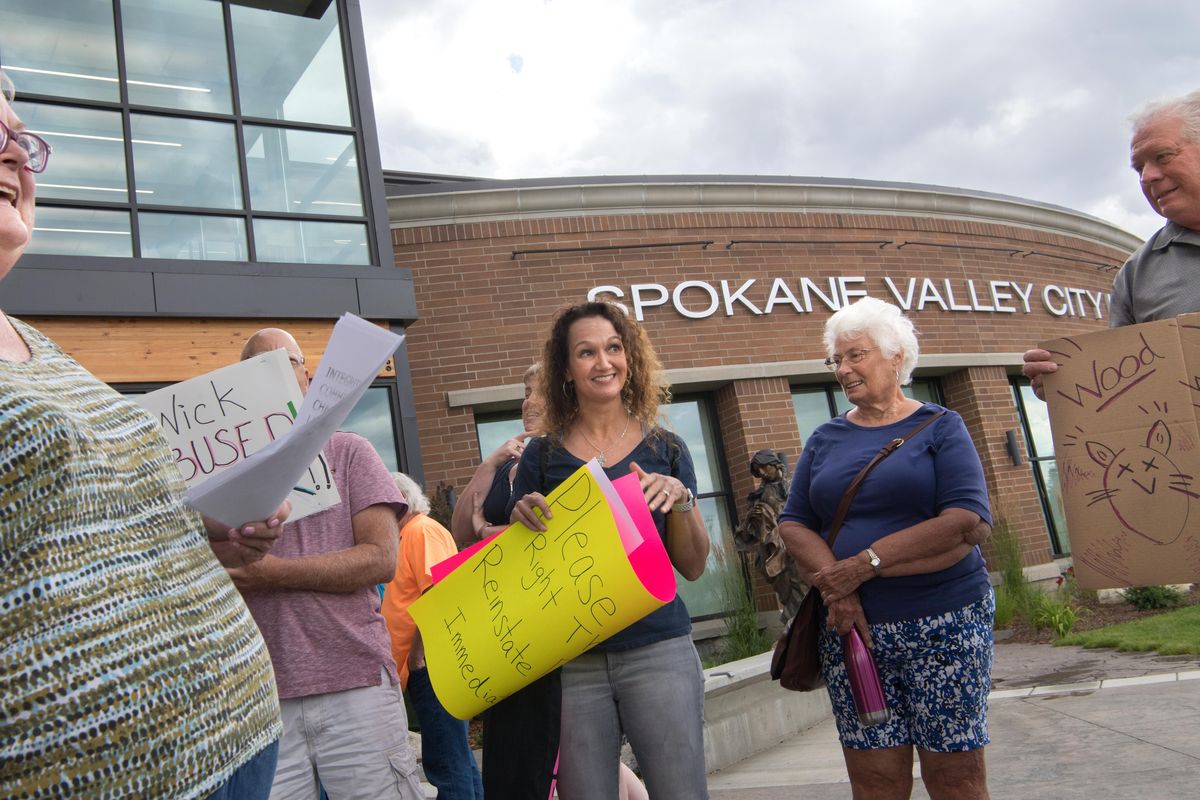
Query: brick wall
392 207 1126 575
942 366 1055 567
715 378 805 610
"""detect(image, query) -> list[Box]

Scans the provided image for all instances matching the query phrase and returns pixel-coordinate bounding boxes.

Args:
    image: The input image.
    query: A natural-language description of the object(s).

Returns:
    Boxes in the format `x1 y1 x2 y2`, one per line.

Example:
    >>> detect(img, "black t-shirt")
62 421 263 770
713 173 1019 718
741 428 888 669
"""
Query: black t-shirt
506 428 697 651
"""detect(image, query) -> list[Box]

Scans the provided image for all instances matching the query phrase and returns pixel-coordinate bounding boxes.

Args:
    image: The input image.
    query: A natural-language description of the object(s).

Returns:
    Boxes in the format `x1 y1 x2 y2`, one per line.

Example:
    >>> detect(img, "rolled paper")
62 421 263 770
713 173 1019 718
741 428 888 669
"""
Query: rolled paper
410 461 677 719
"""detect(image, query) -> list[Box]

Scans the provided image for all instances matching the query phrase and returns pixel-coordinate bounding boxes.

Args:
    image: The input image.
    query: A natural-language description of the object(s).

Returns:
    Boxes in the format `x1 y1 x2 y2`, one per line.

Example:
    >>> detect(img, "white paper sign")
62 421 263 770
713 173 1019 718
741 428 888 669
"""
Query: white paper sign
184 314 404 527
137 349 340 523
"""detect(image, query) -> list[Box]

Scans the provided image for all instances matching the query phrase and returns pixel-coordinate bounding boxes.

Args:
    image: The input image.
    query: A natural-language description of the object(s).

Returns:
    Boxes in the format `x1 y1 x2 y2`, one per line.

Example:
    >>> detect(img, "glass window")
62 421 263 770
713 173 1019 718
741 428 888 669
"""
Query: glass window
120 0 233 113
13 102 129 203
1017 383 1054 456
253 219 369 265
2 1 120 102
792 387 834 443
795 379 943 441
341 386 400 472
245 126 363 216
661 400 722 494
230 3 351 126
27 207 132 258
661 397 735 619
678 495 739 619
476 415 524 462
905 381 940 404
1013 378 1069 554
138 213 248 261
130 114 243 210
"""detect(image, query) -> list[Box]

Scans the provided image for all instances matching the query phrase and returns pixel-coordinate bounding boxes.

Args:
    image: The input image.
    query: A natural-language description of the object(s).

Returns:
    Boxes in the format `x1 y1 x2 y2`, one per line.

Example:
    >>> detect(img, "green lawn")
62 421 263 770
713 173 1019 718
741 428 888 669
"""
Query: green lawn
1059 603 1200 655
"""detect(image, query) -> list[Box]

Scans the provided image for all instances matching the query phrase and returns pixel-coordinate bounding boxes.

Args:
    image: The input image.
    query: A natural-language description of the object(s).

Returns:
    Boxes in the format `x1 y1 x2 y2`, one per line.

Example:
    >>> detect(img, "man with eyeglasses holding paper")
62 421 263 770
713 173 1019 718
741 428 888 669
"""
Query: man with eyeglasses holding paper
1024 89 1200 396
229 328 423 800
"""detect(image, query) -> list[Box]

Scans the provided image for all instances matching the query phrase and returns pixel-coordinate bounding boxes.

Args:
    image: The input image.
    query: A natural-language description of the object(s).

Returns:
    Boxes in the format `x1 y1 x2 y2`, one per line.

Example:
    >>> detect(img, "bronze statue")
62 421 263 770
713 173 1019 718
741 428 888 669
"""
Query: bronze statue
733 450 808 621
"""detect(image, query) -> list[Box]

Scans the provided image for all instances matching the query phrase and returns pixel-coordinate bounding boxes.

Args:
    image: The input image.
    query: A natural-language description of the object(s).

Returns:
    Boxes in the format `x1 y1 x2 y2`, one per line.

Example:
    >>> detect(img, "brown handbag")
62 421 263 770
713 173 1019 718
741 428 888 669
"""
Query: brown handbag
770 410 946 691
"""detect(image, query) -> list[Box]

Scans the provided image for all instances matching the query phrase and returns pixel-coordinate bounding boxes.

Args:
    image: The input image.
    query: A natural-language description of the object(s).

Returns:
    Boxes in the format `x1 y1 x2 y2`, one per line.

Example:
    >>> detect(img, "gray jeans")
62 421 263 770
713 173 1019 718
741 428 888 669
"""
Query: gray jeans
557 634 709 800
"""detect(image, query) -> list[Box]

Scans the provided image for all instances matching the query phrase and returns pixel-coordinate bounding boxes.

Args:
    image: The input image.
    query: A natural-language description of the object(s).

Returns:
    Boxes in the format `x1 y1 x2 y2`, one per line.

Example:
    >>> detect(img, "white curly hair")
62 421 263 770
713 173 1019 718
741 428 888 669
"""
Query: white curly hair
391 472 430 515
822 296 919 386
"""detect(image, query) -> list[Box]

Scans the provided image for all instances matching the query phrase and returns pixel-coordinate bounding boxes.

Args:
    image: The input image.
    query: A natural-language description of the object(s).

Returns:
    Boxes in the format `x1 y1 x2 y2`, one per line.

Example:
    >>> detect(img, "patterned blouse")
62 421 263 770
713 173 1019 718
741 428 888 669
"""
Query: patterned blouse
0 317 281 798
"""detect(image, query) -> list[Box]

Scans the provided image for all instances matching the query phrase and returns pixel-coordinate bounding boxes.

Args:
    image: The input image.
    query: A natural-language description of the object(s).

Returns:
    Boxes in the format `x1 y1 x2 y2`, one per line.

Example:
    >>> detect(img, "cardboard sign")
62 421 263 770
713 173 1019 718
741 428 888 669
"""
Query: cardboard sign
1040 313 1200 589
138 348 340 523
409 464 677 720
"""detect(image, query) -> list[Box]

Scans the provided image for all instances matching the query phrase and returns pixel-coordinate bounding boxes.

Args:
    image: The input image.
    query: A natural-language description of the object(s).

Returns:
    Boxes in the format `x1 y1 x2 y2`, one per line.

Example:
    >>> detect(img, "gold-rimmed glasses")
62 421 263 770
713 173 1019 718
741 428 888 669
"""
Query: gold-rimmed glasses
824 348 876 371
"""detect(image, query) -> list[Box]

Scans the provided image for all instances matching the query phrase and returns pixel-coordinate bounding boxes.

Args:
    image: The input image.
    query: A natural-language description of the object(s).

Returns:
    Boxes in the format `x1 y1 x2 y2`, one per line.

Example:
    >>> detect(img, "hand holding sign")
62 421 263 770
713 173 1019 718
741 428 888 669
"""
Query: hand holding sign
1039 313 1200 588
184 314 403 527
409 462 675 720
138 350 340 524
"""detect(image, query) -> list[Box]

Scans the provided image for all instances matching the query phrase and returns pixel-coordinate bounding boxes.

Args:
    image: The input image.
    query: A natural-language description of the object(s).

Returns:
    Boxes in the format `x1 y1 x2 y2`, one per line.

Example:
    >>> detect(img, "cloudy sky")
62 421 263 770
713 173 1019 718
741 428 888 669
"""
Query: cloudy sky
359 0 1200 240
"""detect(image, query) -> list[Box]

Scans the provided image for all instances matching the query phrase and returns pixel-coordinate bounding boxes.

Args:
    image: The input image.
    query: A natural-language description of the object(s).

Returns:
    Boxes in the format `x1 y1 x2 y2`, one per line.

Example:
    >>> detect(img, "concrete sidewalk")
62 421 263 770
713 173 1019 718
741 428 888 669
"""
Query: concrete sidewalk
708 643 1200 799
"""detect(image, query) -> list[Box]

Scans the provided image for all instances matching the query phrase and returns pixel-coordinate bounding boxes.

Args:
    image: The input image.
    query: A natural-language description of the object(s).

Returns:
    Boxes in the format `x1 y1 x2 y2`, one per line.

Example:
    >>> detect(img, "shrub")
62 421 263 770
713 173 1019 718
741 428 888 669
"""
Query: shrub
991 517 1037 618
993 584 1018 629
717 551 773 663
1123 585 1185 611
1029 593 1080 638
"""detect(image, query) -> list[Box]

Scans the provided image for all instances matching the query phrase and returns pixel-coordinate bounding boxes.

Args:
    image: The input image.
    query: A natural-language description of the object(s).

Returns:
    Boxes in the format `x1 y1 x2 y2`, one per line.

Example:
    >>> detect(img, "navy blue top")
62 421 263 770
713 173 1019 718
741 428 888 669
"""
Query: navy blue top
779 403 992 624
507 429 696 651
481 458 519 527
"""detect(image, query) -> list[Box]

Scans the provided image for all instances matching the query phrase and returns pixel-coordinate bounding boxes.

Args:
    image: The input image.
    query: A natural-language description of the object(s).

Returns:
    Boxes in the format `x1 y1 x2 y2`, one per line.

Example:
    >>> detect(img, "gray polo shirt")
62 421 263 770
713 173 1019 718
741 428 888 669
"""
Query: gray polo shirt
1109 221 1200 326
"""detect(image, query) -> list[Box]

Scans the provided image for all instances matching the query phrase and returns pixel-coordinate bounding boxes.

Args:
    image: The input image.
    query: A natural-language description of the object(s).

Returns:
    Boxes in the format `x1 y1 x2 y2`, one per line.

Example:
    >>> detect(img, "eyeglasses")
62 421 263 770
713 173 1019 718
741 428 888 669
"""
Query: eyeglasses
824 348 876 371
0 119 52 174
288 354 305 367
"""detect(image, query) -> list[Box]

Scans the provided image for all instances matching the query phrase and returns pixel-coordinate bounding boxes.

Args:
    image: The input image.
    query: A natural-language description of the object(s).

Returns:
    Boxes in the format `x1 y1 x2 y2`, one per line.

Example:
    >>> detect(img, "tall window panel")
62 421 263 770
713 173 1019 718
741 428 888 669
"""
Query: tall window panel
230 2 352 126
120 0 234 113
14 103 129 203
130 114 244 210
660 397 737 619
2 0 120 102
1013 378 1069 555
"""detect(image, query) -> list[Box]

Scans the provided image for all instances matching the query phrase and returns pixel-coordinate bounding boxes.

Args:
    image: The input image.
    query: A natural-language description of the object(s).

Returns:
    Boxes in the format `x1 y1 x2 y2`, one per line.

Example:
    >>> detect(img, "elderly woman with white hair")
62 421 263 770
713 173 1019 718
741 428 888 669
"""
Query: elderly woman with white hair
779 296 995 800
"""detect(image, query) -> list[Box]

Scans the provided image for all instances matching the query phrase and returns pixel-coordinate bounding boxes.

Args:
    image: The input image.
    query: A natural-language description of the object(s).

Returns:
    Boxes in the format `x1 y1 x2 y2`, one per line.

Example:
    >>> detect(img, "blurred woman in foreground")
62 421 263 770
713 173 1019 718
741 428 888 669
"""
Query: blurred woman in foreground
0 70 286 798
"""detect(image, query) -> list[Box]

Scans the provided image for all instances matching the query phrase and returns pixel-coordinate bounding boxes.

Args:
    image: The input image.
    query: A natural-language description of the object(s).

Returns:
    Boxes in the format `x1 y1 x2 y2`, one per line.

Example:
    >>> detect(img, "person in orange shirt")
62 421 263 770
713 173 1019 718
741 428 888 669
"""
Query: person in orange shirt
382 473 483 799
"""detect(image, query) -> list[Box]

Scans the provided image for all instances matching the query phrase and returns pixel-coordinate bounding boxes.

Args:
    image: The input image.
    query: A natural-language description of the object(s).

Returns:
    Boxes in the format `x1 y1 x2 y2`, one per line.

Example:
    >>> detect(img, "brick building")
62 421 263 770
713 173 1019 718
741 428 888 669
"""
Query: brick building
386 175 1142 622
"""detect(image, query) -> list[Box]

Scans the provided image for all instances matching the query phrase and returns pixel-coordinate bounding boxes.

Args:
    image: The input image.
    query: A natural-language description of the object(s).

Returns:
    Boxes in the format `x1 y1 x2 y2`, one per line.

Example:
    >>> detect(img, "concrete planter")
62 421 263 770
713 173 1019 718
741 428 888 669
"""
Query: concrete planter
702 651 832 774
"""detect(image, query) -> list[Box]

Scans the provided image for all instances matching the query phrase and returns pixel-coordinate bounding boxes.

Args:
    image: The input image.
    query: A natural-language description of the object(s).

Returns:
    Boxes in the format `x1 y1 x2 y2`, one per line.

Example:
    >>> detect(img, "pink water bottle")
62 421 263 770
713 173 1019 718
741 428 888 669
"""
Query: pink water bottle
843 628 889 726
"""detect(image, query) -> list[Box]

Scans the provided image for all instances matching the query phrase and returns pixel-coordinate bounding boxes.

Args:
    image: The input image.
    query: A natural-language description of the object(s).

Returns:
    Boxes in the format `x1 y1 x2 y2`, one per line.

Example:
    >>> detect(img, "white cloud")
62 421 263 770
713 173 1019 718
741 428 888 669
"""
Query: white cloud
360 0 1200 240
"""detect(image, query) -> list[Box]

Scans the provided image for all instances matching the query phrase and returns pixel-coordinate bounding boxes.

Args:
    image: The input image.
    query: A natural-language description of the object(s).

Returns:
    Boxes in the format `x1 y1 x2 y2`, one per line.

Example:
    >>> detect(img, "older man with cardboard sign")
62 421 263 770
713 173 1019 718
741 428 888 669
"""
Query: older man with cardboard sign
1025 89 1200 397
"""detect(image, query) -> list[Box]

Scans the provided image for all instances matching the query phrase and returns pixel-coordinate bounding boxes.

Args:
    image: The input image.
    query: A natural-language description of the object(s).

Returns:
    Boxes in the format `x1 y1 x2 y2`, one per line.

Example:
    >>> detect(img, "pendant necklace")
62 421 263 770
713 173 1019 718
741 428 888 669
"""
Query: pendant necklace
579 415 632 466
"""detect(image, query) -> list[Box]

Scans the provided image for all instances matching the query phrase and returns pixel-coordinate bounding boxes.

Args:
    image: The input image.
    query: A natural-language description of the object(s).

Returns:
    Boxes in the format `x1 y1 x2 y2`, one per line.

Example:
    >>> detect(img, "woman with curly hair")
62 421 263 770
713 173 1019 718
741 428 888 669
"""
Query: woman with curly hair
509 301 711 800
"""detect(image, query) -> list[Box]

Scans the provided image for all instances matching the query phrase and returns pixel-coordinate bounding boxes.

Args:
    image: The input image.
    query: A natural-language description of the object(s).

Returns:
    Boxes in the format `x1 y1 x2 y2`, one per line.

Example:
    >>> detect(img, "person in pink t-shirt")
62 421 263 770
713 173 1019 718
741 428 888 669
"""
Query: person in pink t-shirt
227 328 423 800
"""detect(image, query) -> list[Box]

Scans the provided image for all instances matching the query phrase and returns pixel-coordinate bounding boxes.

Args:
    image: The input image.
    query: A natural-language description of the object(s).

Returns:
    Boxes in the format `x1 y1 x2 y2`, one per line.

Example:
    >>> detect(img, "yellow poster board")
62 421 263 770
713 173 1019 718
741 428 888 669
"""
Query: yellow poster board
409 461 674 719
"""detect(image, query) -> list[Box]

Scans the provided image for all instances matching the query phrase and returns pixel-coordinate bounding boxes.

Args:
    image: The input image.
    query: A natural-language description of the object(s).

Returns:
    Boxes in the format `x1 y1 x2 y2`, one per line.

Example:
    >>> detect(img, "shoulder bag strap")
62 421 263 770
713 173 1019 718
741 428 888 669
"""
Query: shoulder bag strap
824 410 947 550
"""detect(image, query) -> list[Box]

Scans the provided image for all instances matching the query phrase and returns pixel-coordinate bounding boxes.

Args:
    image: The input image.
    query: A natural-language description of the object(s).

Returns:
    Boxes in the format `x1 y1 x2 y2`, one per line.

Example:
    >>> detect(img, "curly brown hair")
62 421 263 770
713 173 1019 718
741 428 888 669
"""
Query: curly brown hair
537 301 670 436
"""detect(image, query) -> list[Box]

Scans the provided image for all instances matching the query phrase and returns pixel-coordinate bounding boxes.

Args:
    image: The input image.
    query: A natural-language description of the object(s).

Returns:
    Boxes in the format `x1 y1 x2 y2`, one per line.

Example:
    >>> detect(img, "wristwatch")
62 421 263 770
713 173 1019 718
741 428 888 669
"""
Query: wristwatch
672 488 696 514
865 547 882 577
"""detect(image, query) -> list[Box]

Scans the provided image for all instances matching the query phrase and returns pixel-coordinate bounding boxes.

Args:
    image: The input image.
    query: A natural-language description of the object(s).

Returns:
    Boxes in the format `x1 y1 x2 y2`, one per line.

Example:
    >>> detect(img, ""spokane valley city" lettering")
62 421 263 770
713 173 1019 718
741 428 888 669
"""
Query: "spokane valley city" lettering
589 276 1109 322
